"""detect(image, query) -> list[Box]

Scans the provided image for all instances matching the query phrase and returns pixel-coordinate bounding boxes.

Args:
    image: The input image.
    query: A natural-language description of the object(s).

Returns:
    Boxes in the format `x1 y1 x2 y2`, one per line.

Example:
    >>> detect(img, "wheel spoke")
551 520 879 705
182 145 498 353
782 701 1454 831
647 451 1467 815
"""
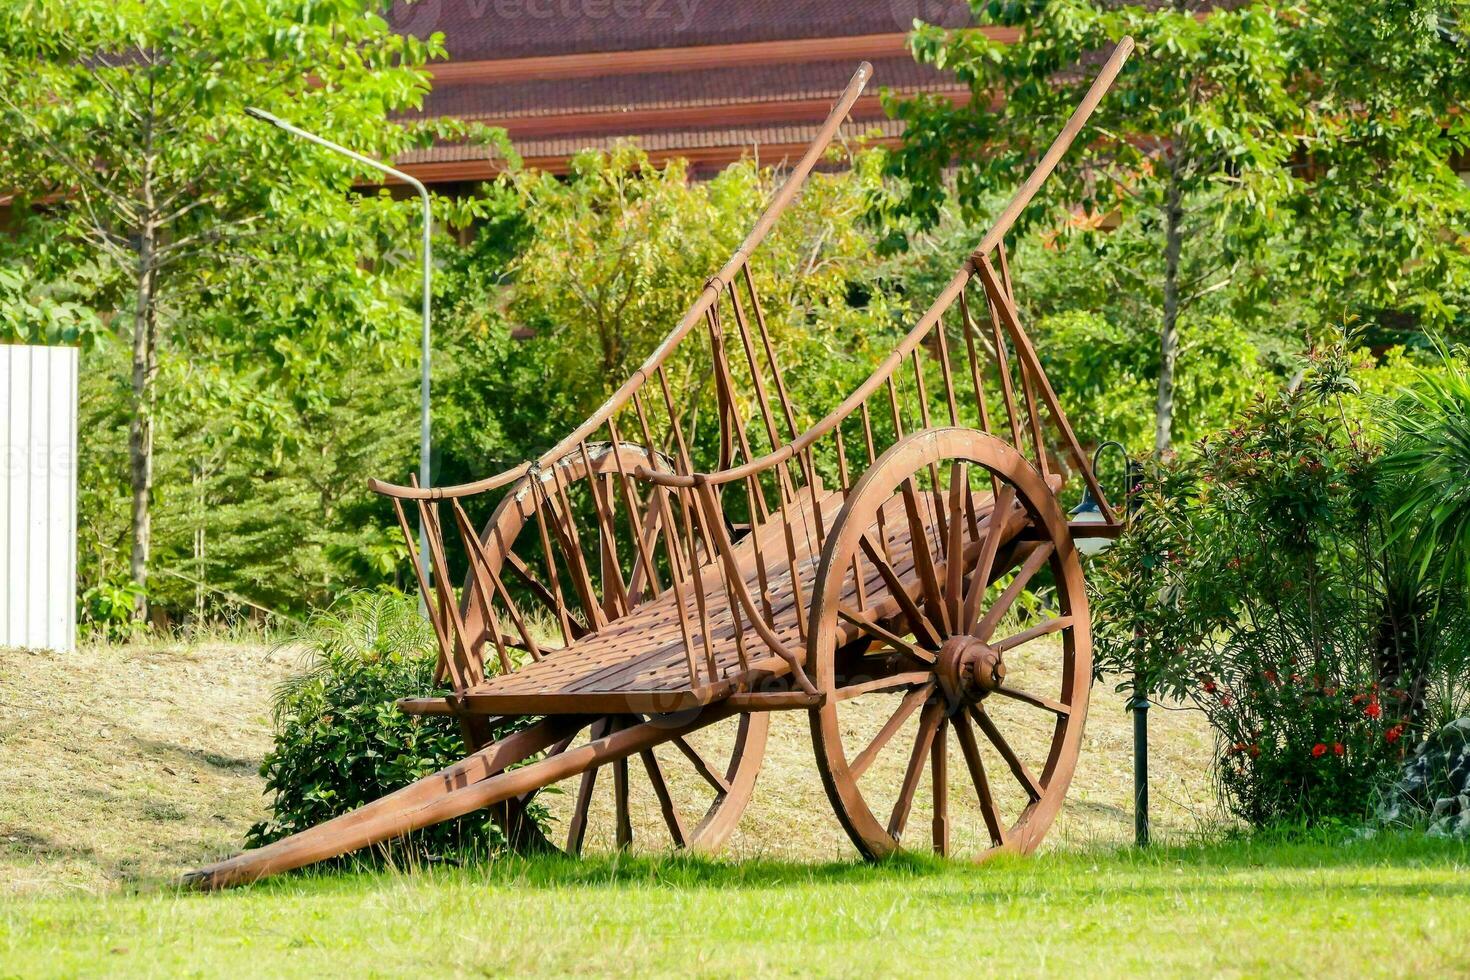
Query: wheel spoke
640 748 688 848
671 735 732 795
504 552 590 640
564 718 612 854
953 710 1006 847
931 716 950 856
850 683 934 780
992 615 1073 653
900 479 950 635
973 541 1054 642
971 706 1043 802
944 462 968 629
961 485 1016 635
835 671 932 702
838 606 936 665
858 533 944 648
565 765 599 855
991 685 1071 716
612 738 632 850
888 700 944 840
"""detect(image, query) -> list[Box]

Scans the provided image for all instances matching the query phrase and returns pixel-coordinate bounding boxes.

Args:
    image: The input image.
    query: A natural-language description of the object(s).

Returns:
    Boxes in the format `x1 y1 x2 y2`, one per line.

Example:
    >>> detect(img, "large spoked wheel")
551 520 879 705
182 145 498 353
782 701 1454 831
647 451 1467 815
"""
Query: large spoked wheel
466 443 767 855
494 709 768 856
807 427 1091 860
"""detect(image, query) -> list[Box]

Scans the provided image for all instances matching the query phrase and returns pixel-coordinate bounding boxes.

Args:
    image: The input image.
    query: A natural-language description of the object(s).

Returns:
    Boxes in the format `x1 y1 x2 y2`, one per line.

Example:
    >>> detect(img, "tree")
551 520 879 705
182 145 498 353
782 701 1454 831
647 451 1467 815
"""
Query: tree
883 0 1470 454
0 0 505 618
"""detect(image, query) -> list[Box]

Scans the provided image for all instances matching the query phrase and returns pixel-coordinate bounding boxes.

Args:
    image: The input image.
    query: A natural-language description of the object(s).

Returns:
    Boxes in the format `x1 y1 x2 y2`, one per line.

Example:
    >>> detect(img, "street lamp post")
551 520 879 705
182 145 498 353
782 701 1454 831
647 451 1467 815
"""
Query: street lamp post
244 107 432 574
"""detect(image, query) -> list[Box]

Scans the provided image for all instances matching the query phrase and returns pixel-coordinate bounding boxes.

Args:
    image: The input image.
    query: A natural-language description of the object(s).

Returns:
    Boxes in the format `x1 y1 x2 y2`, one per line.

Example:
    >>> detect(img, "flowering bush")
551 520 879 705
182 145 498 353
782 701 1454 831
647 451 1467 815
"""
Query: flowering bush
1092 343 1463 826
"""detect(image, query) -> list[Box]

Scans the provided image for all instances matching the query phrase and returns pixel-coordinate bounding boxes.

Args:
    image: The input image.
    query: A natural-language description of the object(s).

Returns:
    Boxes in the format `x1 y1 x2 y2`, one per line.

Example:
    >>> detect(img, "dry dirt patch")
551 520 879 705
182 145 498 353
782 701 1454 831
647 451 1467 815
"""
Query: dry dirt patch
0 640 1221 895
0 641 298 896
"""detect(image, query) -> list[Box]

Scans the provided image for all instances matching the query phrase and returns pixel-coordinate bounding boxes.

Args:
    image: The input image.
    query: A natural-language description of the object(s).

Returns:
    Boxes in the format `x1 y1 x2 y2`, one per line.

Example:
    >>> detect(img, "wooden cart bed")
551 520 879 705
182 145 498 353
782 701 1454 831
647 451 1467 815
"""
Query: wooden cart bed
442 487 1022 715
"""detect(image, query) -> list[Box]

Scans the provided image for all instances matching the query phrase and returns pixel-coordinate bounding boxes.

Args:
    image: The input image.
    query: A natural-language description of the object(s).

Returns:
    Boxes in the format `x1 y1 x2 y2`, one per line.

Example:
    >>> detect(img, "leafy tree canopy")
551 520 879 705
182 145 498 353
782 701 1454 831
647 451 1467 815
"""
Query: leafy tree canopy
882 0 1470 452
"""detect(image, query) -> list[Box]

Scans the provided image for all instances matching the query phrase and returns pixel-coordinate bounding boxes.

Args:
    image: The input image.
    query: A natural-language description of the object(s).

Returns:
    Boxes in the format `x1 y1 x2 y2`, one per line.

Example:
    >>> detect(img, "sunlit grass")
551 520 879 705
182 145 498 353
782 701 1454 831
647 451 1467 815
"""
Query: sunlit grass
3 835 1467 977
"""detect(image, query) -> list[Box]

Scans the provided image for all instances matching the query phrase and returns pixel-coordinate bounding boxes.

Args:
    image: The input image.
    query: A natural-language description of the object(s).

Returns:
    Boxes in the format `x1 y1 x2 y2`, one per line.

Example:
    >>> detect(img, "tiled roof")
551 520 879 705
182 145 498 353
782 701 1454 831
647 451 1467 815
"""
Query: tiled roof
387 0 974 180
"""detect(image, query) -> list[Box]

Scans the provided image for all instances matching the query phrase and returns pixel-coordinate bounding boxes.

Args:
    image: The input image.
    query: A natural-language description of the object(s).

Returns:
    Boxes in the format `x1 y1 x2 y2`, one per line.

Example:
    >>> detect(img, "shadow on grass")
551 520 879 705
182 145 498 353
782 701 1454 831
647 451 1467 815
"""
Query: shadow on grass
184 830 1470 901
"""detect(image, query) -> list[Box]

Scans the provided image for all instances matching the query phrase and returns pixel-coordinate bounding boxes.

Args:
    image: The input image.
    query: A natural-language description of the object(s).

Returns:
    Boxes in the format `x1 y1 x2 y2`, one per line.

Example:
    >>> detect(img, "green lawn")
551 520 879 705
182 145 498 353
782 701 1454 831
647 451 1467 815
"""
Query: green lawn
4 835 1467 978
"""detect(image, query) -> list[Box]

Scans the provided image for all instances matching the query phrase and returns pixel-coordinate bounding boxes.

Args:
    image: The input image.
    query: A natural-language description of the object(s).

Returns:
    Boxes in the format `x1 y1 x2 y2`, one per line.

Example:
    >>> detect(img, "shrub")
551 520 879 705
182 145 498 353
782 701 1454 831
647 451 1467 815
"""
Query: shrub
246 589 538 860
1092 341 1463 826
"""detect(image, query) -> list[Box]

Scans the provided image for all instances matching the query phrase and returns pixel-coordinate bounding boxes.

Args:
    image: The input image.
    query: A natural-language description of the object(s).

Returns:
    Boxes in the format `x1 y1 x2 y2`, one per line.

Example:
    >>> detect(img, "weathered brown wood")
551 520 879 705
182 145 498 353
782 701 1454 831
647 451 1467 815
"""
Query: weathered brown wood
565 718 609 855
954 709 1007 847
808 428 1094 861
932 716 950 856
973 540 1054 642
973 706 1043 802
961 485 1016 635
640 748 688 847
848 683 933 781
888 698 943 839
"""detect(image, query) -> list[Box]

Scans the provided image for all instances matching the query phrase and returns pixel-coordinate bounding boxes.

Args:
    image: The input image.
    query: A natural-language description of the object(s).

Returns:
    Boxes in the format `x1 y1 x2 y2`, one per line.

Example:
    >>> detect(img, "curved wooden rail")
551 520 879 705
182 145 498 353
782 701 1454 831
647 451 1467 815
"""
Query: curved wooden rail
636 37 1134 509
368 61 873 502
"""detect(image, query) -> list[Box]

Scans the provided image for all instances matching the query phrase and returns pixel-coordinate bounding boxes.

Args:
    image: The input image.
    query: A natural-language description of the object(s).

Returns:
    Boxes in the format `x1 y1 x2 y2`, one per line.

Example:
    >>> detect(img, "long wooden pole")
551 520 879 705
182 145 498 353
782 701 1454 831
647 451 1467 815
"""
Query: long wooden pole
184 705 737 890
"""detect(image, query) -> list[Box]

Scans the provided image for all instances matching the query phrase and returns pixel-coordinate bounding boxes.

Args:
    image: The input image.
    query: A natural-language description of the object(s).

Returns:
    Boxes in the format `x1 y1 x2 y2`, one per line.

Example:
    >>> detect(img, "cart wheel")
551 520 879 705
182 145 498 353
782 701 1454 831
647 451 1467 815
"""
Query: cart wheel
466 441 677 653
807 427 1091 860
466 443 766 855
492 709 768 856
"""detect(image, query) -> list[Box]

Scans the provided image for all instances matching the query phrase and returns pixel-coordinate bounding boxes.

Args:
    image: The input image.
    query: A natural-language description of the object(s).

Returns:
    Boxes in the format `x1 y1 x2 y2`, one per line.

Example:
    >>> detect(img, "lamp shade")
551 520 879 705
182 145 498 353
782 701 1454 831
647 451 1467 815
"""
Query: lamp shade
1070 488 1111 556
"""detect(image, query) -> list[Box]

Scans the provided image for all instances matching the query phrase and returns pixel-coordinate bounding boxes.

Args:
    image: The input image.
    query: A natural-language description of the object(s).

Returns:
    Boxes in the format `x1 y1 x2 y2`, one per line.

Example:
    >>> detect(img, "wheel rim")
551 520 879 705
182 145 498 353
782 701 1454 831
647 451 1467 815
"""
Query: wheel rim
464 442 674 652
807 428 1091 860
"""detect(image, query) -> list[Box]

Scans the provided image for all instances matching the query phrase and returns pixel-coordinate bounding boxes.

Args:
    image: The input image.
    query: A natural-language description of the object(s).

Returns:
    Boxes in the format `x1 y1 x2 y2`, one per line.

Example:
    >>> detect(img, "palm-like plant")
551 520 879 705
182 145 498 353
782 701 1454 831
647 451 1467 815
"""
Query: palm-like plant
1380 348 1470 594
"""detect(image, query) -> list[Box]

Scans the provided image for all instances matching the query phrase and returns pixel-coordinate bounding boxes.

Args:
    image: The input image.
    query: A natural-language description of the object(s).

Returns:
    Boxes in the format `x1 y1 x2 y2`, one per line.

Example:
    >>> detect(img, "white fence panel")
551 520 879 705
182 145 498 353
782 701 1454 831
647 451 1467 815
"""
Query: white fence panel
1 344 78 652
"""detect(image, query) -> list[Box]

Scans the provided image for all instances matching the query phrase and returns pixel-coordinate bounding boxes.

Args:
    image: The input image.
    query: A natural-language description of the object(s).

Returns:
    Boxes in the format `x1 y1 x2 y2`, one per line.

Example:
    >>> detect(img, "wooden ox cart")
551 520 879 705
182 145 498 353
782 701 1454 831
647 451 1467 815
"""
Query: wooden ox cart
187 38 1134 889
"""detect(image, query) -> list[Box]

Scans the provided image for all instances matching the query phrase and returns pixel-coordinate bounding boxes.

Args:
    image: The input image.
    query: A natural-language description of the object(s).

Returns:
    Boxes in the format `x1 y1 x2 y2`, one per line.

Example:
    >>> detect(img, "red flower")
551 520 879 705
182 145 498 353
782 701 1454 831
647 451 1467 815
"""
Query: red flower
1263 670 1279 684
1323 685 1339 697
1351 693 1367 705
1311 743 1327 758
1220 695 1234 707
1332 742 1344 756
1248 744 1261 758
1365 701 1382 720
1202 680 1218 694
1385 725 1404 745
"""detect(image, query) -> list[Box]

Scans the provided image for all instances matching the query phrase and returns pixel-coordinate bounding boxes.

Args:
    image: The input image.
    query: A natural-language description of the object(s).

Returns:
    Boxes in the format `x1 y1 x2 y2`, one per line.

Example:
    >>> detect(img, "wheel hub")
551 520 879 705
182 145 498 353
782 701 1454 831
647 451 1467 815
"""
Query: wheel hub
935 635 1005 705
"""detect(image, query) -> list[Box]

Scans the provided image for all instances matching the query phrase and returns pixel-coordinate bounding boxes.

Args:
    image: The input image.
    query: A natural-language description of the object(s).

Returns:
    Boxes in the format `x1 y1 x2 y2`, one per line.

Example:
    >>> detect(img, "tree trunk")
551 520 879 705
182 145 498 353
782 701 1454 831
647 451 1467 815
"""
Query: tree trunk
128 226 158 621
1154 166 1184 456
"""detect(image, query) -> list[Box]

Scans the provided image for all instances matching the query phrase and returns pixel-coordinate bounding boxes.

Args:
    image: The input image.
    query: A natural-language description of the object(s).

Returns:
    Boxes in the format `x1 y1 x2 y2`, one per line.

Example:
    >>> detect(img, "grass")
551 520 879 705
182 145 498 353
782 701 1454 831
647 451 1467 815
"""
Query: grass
3 836 1468 977
4 639 1465 976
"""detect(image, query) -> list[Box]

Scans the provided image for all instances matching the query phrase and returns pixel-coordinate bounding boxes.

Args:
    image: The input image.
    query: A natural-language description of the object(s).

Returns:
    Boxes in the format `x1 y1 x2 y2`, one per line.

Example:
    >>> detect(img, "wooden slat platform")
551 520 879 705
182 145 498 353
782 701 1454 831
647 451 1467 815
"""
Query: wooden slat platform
438 487 1019 716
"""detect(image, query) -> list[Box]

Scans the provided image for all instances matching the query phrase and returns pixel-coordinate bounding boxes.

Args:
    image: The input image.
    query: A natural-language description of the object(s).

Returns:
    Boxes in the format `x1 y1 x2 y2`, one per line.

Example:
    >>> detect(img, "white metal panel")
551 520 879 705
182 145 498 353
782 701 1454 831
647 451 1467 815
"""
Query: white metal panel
1 344 78 652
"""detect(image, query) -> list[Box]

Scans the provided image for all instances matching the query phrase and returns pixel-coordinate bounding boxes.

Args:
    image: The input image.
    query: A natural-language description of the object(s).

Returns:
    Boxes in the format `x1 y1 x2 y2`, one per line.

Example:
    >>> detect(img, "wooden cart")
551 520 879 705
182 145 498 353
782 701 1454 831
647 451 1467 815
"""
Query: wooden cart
186 38 1134 889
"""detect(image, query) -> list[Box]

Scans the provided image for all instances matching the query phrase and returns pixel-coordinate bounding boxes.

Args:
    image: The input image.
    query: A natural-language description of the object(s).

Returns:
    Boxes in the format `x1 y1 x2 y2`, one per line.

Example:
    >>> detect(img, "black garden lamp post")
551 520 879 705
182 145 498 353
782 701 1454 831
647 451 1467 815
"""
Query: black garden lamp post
1070 441 1150 846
